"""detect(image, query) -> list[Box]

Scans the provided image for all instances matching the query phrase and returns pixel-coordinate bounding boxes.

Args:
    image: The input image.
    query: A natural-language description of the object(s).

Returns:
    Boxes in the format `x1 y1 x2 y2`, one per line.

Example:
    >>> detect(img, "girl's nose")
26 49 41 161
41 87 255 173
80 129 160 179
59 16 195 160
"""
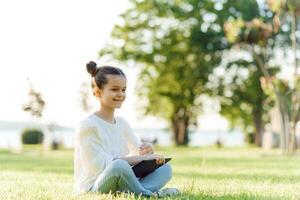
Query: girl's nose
118 91 125 97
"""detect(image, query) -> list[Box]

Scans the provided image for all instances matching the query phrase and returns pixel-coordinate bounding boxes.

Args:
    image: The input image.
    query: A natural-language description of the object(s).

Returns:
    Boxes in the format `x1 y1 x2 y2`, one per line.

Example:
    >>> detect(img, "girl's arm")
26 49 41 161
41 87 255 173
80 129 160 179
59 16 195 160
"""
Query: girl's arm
115 154 165 166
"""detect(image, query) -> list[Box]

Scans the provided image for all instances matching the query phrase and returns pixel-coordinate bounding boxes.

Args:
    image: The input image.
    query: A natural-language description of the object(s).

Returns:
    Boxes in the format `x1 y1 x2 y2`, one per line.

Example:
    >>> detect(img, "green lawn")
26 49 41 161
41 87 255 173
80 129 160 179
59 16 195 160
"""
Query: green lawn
0 146 300 200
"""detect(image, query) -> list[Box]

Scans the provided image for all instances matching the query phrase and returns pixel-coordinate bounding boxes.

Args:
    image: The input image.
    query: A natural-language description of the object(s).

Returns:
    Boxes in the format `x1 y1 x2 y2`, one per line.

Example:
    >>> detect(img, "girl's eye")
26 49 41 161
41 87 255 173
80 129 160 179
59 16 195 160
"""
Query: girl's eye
111 88 126 92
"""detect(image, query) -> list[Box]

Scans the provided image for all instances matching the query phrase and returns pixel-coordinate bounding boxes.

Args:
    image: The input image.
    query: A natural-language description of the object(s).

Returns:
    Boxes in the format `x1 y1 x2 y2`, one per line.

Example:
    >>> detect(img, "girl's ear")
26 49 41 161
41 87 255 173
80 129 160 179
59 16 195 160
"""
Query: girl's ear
92 79 102 97
93 87 102 97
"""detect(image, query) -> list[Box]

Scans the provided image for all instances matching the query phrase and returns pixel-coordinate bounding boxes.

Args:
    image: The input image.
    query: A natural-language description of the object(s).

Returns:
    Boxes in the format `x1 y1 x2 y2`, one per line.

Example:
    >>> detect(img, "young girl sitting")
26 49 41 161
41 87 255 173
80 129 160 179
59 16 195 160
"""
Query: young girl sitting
74 61 179 197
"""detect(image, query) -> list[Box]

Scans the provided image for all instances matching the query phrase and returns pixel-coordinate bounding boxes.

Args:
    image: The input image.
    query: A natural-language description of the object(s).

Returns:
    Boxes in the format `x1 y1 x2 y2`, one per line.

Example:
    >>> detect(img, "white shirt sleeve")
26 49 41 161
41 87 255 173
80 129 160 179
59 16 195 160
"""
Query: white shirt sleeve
77 124 114 174
120 118 141 155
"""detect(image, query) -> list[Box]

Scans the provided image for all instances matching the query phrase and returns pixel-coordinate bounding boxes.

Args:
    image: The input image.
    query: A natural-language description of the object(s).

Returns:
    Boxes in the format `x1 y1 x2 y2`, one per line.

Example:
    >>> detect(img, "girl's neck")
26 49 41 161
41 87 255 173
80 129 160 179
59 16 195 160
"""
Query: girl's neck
95 107 115 124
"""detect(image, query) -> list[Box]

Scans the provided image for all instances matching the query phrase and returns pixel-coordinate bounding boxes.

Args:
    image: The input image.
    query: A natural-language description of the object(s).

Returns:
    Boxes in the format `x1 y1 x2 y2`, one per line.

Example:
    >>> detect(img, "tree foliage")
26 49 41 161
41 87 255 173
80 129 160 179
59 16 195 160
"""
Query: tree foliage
212 56 279 145
22 79 45 118
223 0 300 152
100 0 260 145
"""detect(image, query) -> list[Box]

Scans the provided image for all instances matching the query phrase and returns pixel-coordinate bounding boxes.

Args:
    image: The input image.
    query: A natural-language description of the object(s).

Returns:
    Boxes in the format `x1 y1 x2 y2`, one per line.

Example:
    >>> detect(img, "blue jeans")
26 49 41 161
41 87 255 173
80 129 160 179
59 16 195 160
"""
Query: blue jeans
90 159 172 196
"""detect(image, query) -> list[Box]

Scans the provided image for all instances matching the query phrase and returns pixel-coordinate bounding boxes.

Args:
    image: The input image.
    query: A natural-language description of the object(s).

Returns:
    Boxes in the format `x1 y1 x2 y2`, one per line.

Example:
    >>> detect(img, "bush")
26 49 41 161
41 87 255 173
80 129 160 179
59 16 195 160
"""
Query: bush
21 128 44 144
246 132 255 144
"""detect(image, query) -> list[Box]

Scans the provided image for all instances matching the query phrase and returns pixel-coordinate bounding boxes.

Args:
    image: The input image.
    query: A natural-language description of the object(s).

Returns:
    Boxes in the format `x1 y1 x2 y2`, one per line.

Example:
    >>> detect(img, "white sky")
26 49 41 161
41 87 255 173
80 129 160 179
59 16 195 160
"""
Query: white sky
0 0 228 130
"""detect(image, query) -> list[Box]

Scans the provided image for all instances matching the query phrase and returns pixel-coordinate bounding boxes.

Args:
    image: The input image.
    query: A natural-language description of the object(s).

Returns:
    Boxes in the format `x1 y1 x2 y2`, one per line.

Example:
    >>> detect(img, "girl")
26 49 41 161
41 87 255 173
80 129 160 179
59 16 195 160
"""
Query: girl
74 61 179 197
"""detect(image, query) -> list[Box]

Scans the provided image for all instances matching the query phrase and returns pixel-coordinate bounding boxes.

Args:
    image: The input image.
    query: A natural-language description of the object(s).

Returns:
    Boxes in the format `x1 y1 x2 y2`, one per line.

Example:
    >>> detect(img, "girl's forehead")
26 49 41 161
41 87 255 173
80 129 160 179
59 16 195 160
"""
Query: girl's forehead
106 75 127 86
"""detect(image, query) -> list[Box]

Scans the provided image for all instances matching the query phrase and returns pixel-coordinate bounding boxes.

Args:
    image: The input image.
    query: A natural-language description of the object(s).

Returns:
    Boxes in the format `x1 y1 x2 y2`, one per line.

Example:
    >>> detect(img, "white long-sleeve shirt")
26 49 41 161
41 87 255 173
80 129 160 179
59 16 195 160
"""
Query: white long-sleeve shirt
74 114 141 195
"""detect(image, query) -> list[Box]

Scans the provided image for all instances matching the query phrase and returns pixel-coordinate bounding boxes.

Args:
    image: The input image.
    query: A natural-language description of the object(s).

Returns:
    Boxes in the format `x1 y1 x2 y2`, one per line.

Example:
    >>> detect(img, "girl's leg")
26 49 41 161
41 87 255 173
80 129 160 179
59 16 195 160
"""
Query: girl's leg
91 159 153 196
139 163 172 192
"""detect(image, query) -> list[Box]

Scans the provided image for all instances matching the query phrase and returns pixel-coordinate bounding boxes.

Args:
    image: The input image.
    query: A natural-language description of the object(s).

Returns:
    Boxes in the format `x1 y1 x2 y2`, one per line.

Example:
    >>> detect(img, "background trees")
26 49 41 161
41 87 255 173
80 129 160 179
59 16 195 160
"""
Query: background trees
22 78 46 146
224 0 300 152
22 78 46 119
98 0 300 150
100 0 260 145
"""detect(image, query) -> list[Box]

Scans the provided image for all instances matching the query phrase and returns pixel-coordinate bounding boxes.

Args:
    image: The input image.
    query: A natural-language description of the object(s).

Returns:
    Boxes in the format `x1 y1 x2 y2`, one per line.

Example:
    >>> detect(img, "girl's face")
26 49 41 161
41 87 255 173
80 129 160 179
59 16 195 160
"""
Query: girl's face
98 75 127 110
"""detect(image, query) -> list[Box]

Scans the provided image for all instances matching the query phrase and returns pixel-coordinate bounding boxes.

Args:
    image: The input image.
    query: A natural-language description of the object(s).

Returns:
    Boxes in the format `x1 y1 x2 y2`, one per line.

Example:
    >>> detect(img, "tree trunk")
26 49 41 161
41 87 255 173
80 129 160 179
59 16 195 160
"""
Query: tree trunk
253 107 264 146
289 121 297 152
278 104 288 151
278 98 291 153
171 112 189 146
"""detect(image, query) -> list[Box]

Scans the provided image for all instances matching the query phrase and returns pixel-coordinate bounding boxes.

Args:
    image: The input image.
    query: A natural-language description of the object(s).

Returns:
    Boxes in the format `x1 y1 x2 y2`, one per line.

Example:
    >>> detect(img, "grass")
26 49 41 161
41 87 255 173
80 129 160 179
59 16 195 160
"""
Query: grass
0 146 300 200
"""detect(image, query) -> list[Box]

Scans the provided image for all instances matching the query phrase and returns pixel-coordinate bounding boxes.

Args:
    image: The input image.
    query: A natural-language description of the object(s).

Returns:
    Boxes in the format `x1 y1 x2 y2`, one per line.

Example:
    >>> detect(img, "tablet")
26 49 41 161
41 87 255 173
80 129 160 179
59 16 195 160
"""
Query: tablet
132 158 171 178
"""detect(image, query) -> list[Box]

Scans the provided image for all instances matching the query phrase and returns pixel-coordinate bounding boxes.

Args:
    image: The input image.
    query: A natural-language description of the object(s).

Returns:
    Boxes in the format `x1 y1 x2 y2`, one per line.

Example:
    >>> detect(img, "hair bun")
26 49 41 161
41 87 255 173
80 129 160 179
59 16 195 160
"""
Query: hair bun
86 61 98 77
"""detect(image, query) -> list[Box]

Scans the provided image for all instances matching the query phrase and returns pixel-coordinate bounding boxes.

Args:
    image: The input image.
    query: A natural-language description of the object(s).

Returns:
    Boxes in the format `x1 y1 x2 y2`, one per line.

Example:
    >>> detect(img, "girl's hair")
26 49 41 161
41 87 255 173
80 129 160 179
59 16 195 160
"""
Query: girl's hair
86 61 126 89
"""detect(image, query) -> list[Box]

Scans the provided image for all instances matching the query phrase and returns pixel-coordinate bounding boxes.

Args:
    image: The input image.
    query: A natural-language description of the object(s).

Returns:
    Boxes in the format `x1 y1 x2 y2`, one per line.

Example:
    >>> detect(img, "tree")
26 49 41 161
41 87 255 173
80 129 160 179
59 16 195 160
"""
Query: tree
22 78 46 118
212 58 279 146
100 0 259 145
22 78 45 149
224 0 300 152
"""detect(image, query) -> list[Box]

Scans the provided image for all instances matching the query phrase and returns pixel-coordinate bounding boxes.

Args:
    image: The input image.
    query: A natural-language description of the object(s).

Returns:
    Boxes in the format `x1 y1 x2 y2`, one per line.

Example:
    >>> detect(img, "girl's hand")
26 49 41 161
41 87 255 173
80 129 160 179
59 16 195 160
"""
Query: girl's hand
139 143 154 155
144 154 165 165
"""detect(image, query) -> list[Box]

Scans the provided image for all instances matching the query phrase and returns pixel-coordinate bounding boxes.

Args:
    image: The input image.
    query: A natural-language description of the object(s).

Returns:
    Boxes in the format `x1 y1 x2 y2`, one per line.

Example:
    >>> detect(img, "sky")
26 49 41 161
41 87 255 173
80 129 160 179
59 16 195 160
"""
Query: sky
0 0 229 130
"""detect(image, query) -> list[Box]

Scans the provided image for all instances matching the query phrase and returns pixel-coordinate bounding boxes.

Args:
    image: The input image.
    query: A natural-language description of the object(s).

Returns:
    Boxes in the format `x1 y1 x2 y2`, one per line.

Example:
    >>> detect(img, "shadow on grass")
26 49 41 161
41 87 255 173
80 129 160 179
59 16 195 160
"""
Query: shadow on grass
175 171 300 184
167 192 286 200
172 156 300 169
88 192 287 200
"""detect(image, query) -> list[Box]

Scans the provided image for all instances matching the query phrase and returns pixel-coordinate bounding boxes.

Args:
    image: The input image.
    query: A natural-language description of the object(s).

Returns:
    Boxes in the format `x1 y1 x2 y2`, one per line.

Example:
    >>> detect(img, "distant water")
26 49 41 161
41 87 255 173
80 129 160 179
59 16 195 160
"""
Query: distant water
136 128 244 147
0 126 244 149
0 129 75 149
0 130 22 149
